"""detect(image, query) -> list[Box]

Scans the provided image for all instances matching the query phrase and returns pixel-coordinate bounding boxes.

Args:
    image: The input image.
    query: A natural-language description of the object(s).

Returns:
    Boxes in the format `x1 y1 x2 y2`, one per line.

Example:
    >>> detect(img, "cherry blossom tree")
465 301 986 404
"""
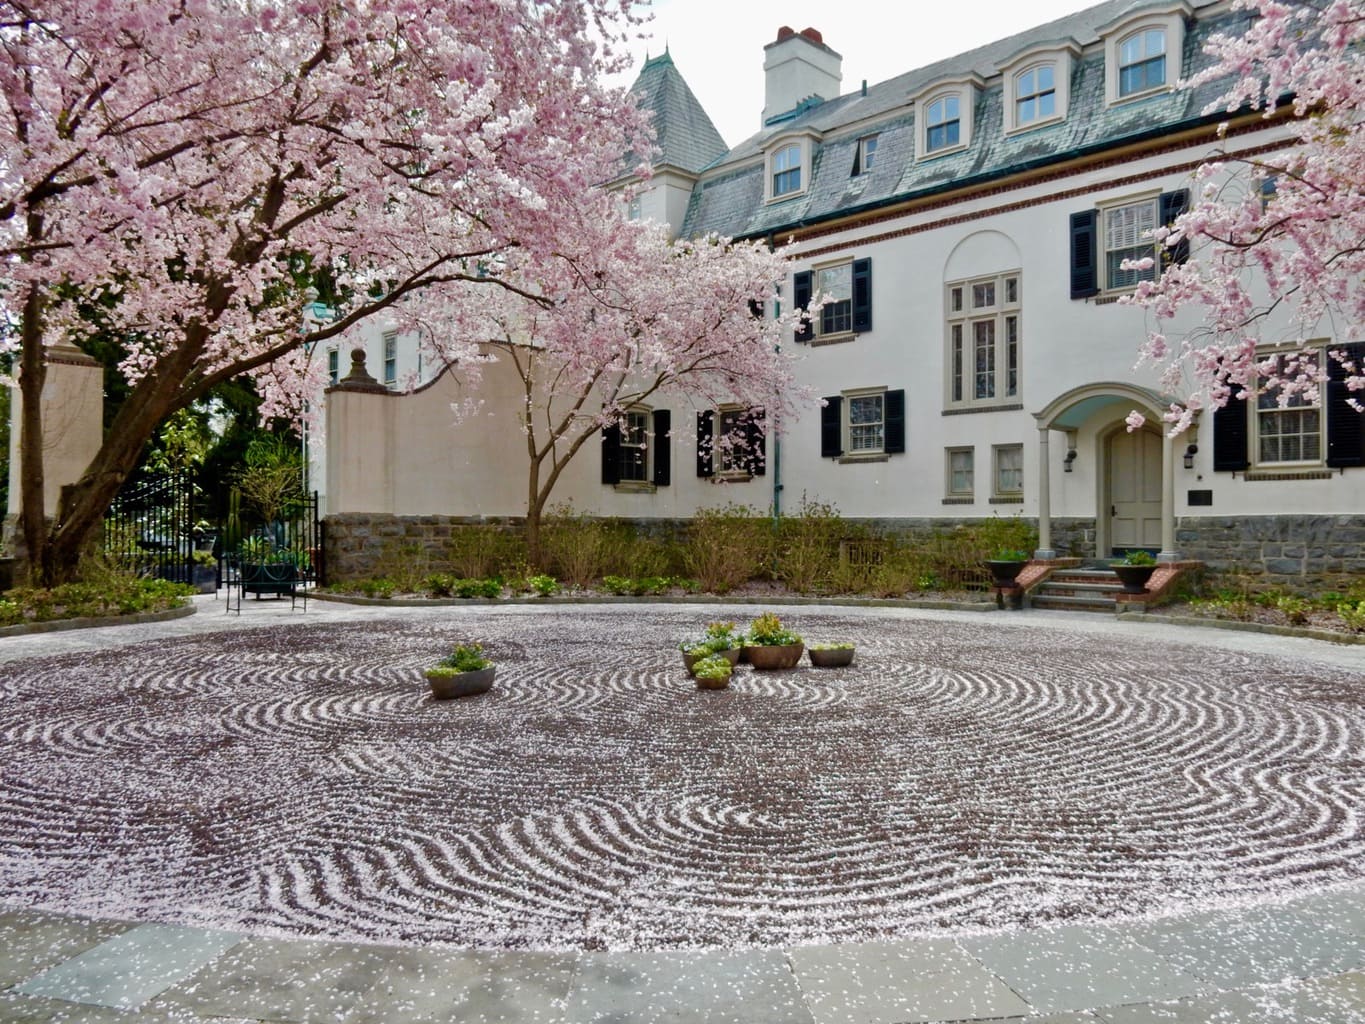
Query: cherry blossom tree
1125 0 1365 434
427 191 809 565
0 0 649 583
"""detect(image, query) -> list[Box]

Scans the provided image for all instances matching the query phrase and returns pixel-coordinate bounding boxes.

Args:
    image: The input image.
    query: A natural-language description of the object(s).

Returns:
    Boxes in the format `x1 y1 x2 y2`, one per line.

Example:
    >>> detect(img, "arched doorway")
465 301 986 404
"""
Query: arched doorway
1105 425 1162 554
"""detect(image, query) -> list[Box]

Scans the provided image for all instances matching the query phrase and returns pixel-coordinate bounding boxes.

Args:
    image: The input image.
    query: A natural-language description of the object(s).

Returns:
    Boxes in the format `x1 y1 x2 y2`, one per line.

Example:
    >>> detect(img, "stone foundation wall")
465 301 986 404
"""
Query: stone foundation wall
1176 515 1365 582
324 513 1364 588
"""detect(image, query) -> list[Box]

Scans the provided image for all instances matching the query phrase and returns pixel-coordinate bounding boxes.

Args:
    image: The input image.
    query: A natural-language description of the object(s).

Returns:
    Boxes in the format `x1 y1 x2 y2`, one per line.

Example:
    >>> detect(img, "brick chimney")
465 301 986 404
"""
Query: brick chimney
763 26 842 126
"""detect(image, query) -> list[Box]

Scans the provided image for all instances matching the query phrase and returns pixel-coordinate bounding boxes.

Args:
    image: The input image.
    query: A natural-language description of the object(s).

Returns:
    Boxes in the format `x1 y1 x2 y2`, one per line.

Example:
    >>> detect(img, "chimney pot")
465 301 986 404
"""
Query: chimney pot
776 25 795 41
800 27 823 45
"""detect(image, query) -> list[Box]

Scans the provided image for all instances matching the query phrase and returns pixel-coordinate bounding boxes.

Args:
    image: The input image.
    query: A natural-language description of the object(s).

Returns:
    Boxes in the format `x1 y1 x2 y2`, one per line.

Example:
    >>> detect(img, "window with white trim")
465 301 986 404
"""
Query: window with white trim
993 444 1024 498
1015 65 1056 126
618 408 651 482
772 143 802 198
1118 28 1166 97
947 447 974 498
848 391 885 454
1103 197 1159 291
853 135 879 176
946 272 1021 409
815 262 853 337
327 348 339 385
1255 350 1323 465
382 331 398 385
925 95 960 153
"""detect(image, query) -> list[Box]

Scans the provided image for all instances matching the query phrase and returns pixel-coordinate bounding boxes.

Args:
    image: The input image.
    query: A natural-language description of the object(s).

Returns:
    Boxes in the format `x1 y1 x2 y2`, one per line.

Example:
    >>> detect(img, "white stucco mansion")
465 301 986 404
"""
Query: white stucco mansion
323 0 1365 580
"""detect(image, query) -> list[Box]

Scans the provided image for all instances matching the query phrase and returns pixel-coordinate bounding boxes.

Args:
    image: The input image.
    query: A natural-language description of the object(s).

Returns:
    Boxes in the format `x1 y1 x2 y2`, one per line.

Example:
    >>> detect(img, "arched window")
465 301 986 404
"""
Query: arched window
1015 65 1056 125
771 144 802 197
1118 28 1166 96
925 95 960 152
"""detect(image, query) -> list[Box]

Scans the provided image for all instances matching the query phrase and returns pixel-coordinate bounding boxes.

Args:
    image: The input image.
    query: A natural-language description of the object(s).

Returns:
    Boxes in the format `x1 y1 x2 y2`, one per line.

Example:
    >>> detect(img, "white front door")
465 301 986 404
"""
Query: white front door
1107 428 1162 553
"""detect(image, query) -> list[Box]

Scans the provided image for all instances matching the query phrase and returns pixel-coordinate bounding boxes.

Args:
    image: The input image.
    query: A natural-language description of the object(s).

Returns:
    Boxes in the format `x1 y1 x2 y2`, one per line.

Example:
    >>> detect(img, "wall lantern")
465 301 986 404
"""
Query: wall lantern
1183 443 1198 470
1063 448 1077 472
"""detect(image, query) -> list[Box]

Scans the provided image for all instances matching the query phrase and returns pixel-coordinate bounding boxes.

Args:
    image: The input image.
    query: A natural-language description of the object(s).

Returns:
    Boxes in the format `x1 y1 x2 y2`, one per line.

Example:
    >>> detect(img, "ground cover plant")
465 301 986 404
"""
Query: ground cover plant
0 571 193 627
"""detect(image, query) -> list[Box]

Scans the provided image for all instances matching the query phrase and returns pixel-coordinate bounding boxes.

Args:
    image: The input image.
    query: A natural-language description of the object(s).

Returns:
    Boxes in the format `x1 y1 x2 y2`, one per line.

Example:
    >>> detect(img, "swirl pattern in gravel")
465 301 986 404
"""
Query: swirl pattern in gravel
0 609 1362 950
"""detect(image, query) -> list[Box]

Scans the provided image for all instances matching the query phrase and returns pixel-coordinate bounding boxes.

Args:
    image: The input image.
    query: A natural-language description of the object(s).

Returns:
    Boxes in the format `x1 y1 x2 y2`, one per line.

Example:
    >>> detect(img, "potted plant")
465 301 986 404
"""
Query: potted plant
807 641 855 668
424 643 496 699
1112 549 1158 594
691 653 733 690
191 550 217 594
985 547 1030 586
678 621 741 675
741 612 804 670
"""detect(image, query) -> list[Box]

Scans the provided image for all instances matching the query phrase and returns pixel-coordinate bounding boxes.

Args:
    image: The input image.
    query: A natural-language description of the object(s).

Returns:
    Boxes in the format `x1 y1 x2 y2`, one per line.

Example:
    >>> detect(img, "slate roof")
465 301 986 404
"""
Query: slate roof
679 0 1251 241
629 50 730 175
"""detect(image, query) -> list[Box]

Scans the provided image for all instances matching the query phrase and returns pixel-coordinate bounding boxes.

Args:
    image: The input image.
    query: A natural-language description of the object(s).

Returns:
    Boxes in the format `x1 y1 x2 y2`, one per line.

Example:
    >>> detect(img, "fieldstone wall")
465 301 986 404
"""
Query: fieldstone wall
1176 515 1365 582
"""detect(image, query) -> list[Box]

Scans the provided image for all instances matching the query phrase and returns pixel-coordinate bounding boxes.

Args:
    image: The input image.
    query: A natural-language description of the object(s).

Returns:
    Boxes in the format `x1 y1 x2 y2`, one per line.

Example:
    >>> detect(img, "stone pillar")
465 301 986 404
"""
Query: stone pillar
325 348 394 515
1157 430 1179 562
1034 425 1056 559
7 344 104 519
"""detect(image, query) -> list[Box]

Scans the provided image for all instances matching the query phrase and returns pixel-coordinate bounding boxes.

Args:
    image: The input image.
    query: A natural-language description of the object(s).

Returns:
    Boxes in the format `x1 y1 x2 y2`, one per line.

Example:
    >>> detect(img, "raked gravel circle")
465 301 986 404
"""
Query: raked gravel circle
1 608 1363 951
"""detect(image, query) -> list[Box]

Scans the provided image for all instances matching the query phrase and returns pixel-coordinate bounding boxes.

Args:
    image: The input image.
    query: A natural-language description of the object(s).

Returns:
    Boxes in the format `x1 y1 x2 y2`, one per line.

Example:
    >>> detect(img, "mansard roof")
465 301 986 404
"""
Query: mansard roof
629 50 730 176
679 0 1245 241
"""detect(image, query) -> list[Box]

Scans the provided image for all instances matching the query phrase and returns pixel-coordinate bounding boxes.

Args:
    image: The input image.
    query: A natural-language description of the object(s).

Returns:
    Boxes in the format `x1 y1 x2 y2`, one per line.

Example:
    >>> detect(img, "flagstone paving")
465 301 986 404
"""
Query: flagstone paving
0 594 1362 1022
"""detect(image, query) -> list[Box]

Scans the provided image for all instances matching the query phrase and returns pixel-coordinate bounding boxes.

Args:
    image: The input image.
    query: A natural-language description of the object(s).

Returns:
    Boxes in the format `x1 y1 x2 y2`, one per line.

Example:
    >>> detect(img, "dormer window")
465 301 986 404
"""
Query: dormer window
852 134 879 176
772 143 802 197
999 41 1077 134
1118 28 1166 96
1099 3 1189 106
1016 65 1055 125
912 75 981 160
925 96 960 152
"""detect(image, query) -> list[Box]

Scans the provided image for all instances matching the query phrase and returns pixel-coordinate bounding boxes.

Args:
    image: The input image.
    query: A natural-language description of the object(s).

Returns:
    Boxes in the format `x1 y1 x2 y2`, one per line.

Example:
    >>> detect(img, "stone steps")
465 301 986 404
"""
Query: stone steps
1031 568 1123 613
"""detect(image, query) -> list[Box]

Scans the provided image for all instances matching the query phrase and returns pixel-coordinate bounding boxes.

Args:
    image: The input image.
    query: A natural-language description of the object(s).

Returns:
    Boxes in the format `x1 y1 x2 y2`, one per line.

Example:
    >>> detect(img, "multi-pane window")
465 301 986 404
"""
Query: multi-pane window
382 331 398 385
947 273 1021 409
627 196 642 220
816 263 853 336
619 409 650 482
327 348 339 385
848 393 885 454
947 448 974 498
772 144 802 197
925 95 960 152
1256 352 1323 464
854 135 879 175
1118 29 1166 96
994 444 1024 497
1104 199 1158 290
1016 65 1056 125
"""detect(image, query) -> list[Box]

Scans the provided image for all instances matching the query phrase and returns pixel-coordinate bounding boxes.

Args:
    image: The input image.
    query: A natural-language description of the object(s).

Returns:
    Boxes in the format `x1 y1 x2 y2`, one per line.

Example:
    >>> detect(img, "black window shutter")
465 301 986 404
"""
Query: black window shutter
1212 384 1250 471
884 389 905 454
821 396 843 458
747 409 767 476
652 409 671 486
852 258 873 332
1326 342 1365 468
601 422 621 484
1159 188 1190 267
793 271 812 342
696 411 714 478
1069 210 1098 299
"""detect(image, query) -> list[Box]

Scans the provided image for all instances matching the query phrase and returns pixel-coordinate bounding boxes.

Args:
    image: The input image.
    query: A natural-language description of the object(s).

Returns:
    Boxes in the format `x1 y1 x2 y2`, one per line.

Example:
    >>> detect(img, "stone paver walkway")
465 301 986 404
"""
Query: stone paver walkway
1 593 1363 1023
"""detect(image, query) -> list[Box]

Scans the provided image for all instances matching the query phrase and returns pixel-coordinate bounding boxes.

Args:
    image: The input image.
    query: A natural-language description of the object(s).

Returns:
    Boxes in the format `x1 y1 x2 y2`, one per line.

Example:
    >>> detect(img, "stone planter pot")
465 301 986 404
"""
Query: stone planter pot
1113 564 1157 594
425 665 496 699
743 643 804 670
985 559 1027 587
808 646 855 668
694 672 732 691
682 647 741 676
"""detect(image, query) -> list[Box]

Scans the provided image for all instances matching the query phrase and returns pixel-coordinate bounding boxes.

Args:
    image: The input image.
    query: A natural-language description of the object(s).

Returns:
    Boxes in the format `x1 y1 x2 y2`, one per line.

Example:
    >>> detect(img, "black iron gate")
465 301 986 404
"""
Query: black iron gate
220 489 324 589
103 472 199 584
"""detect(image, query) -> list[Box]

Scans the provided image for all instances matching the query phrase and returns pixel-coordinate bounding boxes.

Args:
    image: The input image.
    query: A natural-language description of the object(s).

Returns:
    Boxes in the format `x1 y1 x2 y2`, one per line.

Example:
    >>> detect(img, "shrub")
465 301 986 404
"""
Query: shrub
691 654 733 681
0 574 194 625
774 496 846 594
373 541 432 594
430 642 492 674
1275 594 1311 626
425 573 456 597
524 573 560 596
682 504 772 594
444 527 526 579
357 577 397 599
541 504 610 588
453 577 502 599
598 524 676 579
1338 601 1365 632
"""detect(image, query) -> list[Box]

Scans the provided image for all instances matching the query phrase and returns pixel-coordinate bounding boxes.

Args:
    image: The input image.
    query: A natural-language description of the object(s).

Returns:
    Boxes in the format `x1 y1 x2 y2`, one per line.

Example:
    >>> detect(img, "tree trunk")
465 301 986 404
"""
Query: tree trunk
18 280 49 586
525 457 544 568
